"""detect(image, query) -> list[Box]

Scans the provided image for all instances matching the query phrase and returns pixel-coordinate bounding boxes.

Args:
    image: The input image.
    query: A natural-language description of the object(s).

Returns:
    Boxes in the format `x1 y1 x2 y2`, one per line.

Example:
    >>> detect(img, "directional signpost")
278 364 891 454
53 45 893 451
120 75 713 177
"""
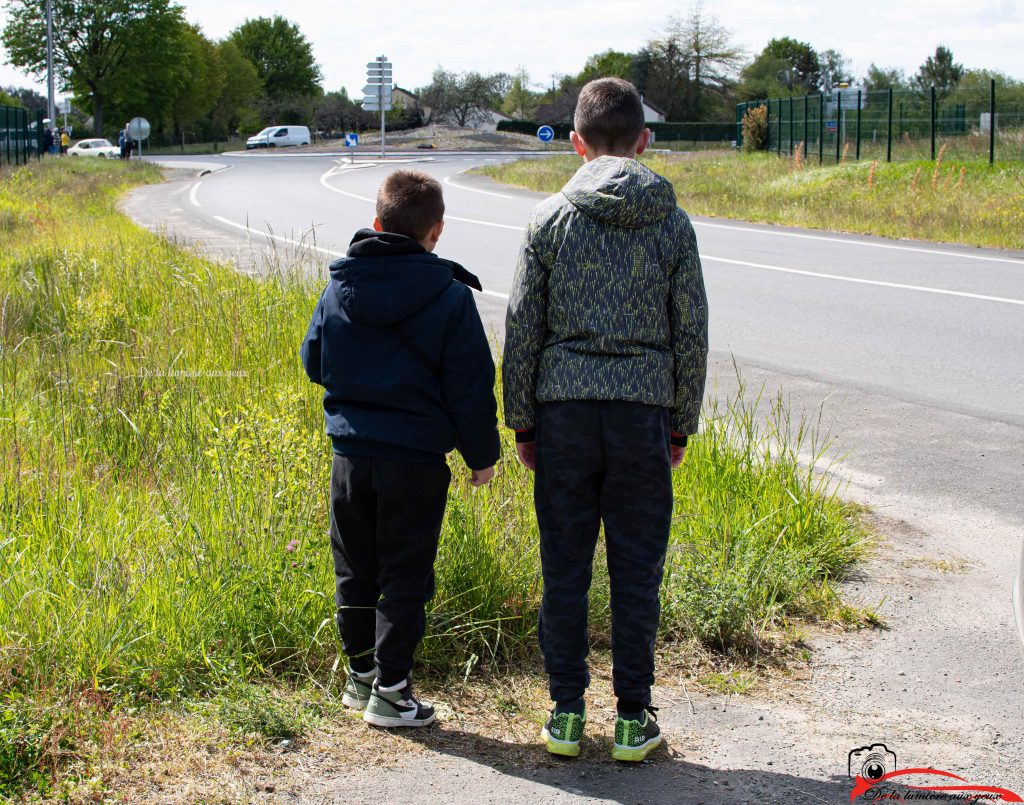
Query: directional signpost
537 125 554 143
127 116 150 158
364 56 393 158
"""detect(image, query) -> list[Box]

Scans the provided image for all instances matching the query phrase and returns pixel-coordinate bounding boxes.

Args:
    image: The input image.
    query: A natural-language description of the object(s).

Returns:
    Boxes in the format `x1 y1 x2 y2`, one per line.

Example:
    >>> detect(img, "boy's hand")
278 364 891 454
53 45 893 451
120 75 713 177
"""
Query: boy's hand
471 466 495 486
671 445 686 468
516 442 537 471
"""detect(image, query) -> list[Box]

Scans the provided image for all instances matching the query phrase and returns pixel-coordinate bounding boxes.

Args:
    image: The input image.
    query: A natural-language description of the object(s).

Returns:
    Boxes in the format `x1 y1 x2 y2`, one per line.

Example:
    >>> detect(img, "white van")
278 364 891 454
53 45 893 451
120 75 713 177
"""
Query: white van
246 125 311 149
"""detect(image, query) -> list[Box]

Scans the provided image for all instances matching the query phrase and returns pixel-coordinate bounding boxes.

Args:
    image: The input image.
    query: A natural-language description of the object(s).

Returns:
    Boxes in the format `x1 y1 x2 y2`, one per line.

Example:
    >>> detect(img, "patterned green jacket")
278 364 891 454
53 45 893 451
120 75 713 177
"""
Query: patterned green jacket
502 156 708 438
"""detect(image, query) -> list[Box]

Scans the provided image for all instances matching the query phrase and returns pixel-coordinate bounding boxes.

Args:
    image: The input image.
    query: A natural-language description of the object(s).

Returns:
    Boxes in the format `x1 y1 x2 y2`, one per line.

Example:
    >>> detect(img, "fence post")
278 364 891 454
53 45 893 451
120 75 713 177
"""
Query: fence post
36 109 44 160
836 91 843 163
777 99 782 155
930 85 936 160
4 106 10 166
804 94 809 153
787 96 793 155
818 94 824 164
886 88 893 162
989 78 996 165
855 90 862 161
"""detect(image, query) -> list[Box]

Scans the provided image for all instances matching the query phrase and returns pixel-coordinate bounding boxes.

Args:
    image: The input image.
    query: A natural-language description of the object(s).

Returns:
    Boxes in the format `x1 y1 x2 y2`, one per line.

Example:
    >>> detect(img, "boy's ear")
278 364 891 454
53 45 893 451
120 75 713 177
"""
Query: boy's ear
570 130 588 158
372 216 383 232
634 128 652 156
428 219 444 245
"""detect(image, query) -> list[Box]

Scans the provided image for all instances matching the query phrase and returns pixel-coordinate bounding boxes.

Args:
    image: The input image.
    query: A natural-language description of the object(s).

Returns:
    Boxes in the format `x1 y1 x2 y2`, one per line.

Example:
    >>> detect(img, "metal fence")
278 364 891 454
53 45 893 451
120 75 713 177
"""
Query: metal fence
0 105 45 168
736 79 1024 164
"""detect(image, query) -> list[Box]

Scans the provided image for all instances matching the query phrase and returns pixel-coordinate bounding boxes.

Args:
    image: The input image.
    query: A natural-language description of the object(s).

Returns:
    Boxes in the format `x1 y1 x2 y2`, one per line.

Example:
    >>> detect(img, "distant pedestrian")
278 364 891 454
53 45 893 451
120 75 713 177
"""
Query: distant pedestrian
43 126 54 156
59 129 69 155
503 77 708 763
119 128 127 160
300 170 499 729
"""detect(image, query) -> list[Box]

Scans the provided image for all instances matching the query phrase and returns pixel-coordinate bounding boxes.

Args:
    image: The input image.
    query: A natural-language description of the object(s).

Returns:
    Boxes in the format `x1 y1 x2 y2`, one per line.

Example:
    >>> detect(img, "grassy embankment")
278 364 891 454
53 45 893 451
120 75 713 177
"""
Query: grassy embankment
476 150 1024 250
0 159 868 798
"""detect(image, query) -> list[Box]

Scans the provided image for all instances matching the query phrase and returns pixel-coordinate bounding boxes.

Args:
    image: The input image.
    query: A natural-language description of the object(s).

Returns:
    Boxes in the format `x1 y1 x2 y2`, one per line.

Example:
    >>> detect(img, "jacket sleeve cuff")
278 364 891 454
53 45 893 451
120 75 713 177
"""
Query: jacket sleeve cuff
514 427 536 443
671 432 688 448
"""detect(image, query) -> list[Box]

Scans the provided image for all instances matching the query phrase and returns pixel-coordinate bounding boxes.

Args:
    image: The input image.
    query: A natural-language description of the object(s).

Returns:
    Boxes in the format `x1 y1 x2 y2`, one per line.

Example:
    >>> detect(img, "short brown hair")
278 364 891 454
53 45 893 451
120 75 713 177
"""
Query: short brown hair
573 77 645 154
376 170 445 240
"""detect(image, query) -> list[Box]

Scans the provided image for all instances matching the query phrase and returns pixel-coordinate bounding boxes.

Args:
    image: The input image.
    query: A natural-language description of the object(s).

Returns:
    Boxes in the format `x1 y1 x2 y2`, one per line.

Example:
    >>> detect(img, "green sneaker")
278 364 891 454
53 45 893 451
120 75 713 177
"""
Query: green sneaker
612 707 662 762
540 707 586 758
363 678 435 728
341 667 375 710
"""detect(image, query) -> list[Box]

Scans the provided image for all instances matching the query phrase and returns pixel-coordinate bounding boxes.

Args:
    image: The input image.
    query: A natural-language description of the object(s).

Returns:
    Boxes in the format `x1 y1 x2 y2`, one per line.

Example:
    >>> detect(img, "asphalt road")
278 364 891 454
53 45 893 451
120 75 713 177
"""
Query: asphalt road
127 151 1024 802
145 151 1024 427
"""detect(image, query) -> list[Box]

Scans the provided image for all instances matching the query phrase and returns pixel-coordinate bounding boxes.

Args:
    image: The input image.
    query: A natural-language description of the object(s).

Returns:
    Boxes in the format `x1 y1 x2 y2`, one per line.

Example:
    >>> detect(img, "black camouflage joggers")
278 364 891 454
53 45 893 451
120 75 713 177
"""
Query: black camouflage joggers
534 400 673 707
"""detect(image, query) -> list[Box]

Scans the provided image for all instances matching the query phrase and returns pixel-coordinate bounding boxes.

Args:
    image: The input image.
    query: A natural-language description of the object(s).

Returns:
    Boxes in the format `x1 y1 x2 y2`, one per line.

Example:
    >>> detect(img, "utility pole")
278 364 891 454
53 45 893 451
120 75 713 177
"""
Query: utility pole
45 0 56 128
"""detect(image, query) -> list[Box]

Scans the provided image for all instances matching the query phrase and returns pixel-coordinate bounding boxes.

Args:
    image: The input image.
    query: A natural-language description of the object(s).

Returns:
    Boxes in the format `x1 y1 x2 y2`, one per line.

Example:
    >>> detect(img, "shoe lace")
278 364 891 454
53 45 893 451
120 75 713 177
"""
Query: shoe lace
645 706 659 723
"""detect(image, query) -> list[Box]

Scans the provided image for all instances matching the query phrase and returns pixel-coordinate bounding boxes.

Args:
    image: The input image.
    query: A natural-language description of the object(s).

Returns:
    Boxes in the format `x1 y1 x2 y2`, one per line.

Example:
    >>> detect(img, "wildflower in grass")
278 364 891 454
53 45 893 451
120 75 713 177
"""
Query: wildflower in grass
955 166 966 191
910 166 922 192
286 540 299 553
931 144 947 190
867 161 878 189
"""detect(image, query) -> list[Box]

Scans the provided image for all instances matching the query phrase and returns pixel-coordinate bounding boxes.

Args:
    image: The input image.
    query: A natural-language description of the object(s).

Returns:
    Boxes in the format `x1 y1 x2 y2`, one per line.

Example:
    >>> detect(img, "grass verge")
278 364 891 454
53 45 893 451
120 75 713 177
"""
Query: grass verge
475 151 1024 250
1 159 868 797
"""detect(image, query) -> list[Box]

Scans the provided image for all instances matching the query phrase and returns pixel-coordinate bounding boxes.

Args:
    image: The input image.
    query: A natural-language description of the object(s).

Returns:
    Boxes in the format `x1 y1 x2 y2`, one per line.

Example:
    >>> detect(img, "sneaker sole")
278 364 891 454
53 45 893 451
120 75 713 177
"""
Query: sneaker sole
612 735 662 762
363 710 436 728
541 726 581 758
341 693 369 710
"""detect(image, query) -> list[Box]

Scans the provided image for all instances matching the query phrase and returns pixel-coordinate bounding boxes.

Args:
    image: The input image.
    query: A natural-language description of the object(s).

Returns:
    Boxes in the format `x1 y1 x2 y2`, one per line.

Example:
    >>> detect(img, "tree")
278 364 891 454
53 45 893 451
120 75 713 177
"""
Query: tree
577 50 634 84
418 69 508 127
675 5 742 119
0 88 20 107
764 37 820 91
501 67 540 119
819 49 853 90
229 16 322 102
913 45 963 99
863 64 907 92
2 0 189 134
164 26 226 141
736 54 802 100
210 40 262 136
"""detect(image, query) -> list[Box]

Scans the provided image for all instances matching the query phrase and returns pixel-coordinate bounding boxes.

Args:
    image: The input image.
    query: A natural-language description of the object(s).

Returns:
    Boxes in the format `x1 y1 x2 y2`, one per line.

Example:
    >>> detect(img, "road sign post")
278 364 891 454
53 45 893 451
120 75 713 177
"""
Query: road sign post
537 125 554 143
127 117 150 158
365 56 393 158
344 132 359 163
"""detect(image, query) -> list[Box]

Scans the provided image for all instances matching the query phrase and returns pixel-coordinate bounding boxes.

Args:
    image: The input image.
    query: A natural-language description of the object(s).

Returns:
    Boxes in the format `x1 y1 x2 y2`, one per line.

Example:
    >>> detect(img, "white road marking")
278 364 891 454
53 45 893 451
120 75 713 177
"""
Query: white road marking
443 173 514 200
704 255 1024 306
213 216 344 258
693 220 1024 266
211 213 513 300
319 168 526 231
314 166 1022 305
189 181 202 207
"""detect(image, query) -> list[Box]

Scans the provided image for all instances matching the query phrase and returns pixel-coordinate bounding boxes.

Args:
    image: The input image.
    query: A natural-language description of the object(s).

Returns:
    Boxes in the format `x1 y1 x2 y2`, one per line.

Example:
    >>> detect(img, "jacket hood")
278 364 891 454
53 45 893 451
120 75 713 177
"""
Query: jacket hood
329 229 460 326
561 156 677 228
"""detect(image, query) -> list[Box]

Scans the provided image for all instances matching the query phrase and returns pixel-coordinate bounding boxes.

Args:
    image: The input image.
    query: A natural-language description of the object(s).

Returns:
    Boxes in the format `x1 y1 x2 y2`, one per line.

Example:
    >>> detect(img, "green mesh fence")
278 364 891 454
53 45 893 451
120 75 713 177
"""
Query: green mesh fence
736 79 1023 163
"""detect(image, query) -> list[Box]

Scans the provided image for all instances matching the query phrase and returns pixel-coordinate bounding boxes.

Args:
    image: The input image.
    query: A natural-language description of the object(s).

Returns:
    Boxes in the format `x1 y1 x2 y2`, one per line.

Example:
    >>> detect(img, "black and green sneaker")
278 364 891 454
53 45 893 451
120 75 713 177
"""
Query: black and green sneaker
363 678 435 728
540 706 586 758
341 667 376 710
612 707 662 762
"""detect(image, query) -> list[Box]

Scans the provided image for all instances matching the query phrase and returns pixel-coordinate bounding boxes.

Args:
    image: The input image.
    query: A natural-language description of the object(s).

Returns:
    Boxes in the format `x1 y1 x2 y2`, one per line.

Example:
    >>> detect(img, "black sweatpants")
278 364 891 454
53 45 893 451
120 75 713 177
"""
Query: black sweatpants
535 400 674 707
329 454 451 687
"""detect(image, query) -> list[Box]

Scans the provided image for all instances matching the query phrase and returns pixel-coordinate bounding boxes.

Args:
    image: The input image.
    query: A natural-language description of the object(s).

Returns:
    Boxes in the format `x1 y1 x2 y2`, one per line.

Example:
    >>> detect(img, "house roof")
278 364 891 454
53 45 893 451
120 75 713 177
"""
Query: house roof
641 97 667 116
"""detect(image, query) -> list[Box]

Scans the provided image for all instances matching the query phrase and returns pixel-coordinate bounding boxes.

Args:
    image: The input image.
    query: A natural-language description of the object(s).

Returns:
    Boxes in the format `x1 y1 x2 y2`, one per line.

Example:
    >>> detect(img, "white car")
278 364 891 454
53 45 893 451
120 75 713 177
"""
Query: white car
246 125 311 149
68 138 119 158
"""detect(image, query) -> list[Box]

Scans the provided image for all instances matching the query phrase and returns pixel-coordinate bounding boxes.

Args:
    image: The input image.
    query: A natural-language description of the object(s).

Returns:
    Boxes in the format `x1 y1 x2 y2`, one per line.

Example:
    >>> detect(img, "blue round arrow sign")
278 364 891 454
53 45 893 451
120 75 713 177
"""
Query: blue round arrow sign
537 125 555 143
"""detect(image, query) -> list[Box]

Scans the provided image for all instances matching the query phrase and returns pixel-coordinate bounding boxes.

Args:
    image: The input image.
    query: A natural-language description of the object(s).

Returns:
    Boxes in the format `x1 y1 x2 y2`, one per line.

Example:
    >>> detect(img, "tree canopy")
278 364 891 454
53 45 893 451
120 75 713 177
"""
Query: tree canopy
913 45 964 98
229 16 322 101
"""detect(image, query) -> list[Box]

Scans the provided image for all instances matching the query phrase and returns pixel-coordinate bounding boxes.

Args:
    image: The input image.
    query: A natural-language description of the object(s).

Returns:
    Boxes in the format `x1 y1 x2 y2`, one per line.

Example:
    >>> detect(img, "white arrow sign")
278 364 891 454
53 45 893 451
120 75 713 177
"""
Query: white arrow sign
363 84 393 96
367 62 393 69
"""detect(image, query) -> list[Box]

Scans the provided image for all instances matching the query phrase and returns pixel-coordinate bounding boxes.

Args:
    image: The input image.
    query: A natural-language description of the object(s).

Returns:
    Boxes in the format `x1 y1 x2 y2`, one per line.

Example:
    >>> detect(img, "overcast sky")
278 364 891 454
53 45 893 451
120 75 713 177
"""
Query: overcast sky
1 0 1021 101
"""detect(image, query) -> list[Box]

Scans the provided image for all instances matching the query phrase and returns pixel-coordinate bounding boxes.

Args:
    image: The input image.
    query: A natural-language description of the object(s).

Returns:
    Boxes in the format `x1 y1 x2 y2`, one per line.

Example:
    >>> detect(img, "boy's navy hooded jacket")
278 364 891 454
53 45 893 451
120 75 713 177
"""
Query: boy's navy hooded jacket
300 229 500 471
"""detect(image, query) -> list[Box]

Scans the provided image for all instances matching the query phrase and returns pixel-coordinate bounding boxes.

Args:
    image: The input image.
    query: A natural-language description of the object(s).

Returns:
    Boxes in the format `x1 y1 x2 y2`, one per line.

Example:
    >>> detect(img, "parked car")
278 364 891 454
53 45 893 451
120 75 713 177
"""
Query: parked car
68 138 119 158
246 125 311 149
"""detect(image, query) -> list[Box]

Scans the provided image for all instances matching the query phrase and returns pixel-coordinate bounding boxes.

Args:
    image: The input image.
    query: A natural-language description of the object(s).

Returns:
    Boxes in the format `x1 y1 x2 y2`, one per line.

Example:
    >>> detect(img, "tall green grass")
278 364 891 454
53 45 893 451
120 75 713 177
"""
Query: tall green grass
477 152 1024 250
0 160 866 707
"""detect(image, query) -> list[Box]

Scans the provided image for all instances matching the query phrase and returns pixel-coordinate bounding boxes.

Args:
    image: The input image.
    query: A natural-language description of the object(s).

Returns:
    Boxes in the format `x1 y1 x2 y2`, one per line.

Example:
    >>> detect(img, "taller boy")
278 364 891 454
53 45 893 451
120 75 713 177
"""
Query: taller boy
503 78 708 761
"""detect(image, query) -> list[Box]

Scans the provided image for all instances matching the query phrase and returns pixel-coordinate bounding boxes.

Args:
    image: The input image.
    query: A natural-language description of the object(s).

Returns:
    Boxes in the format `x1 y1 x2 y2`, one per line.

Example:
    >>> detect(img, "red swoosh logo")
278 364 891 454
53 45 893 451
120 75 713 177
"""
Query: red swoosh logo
851 768 1024 802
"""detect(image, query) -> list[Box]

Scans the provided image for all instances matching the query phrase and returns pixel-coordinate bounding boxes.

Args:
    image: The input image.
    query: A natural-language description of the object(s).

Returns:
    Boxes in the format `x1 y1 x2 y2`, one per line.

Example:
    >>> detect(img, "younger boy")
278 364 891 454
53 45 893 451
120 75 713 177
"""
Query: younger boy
301 170 500 727
503 78 708 760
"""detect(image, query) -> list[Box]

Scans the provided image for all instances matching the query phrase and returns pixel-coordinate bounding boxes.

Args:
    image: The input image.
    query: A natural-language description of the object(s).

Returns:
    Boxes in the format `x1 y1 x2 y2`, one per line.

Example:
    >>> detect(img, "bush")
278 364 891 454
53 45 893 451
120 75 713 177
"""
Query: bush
742 105 769 152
